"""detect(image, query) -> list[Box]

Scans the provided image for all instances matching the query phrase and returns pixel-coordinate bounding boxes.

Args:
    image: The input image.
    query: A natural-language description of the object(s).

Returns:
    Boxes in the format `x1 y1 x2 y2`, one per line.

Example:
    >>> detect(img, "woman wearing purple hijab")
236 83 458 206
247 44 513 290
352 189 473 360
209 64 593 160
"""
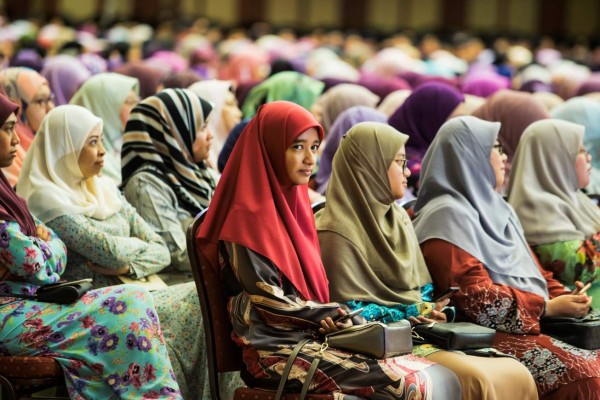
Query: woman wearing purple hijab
388 82 465 191
41 55 91 105
315 106 388 194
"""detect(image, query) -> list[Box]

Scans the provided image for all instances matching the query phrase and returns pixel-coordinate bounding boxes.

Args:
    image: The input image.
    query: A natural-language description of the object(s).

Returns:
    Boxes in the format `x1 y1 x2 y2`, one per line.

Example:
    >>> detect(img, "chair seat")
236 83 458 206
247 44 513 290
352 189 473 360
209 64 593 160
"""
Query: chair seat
235 387 334 400
0 356 62 379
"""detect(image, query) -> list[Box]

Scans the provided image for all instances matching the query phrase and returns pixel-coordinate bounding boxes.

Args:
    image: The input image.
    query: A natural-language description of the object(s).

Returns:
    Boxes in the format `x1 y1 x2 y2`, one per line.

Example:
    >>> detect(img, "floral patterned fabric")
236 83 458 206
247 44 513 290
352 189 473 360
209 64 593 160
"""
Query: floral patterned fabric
0 218 181 399
534 233 600 308
422 239 600 398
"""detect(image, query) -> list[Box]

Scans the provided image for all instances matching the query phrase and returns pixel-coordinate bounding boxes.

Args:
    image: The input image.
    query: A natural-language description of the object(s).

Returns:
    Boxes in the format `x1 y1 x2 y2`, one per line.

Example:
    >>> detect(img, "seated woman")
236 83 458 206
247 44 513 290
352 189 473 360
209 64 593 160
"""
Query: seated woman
70 72 140 184
196 100 461 399
121 88 218 283
508 119 600 308
0 67 54 185
316 121 537 400
413 115 600 399
0 94 181 399
17 104 240 399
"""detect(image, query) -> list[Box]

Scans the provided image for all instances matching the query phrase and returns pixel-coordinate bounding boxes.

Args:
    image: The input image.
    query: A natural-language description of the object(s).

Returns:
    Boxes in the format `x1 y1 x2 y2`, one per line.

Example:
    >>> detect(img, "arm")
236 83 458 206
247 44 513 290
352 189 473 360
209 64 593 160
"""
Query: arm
225 242 345 333
421 238 546 334
123 172 190 272
0 219 66 285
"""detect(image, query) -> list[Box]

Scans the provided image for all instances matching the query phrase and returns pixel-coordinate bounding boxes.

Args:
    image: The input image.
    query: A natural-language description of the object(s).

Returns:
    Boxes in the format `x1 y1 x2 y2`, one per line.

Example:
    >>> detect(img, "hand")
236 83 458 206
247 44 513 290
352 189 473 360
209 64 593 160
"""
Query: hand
86 261 130 276
545 294 592 318
410 299 449 325
319 308 354 335
36 224 51 241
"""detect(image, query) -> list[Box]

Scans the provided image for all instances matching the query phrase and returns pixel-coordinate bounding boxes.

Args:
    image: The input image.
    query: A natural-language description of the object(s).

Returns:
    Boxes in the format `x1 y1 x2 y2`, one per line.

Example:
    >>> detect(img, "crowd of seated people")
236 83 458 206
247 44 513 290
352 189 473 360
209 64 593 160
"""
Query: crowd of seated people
1 16 600 399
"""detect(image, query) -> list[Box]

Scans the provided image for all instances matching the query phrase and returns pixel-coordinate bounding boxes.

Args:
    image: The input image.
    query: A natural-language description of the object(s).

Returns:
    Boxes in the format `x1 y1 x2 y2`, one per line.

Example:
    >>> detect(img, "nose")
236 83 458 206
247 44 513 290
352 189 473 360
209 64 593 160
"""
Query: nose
502 153 508 162
46 100 55 111
304 149 316 166
11 130 19 146
206 128 213 140
403 167 411 178
98 140 106 155
587 152 592 163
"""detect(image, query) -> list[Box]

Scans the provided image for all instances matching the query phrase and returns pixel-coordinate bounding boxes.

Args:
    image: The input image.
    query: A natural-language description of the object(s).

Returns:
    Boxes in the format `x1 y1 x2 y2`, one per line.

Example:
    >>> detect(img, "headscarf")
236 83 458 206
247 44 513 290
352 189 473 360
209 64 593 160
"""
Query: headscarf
317 122 431 305
508 119 600 244
472 90 550 161
461 73 509 98
162 70 202 89
313 83 380 133
531 91 564 111
217 118 250 173
0 67 51 148
0 94 35 236
188 79 237 157
121 88 216 215
388 82 464 183
17 105 122 223
196 101 329 303
114 62 167 99
315 106 388 194
575 76 600 97
413 116 548 299
357 74 411 101
377 89 412 117
70 73 140 184
41 55 91 105
241 71 324 118
551 98 600 194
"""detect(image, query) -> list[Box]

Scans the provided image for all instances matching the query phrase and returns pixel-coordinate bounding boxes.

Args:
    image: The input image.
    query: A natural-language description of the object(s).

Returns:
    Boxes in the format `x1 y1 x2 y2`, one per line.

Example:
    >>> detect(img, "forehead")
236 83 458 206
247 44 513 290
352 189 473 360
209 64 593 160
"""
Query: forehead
293 127 320 142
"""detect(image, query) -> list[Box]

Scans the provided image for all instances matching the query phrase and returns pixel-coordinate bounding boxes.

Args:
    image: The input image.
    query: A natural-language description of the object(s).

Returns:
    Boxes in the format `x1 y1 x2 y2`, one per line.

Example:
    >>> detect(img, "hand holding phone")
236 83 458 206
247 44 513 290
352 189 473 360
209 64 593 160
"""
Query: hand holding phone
335 307 364 323
431 287 459 303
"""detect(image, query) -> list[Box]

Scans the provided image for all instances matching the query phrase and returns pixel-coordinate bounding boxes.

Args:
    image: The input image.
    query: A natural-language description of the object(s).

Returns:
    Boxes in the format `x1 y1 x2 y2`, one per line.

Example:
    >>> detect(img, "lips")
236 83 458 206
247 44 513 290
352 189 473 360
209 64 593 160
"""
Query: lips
298 169 312 176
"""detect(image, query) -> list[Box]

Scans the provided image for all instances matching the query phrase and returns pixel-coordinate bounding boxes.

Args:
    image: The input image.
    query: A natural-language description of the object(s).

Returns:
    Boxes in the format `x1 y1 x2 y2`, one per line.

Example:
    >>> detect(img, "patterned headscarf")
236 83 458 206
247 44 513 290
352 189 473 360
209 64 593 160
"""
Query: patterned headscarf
121 88 216 215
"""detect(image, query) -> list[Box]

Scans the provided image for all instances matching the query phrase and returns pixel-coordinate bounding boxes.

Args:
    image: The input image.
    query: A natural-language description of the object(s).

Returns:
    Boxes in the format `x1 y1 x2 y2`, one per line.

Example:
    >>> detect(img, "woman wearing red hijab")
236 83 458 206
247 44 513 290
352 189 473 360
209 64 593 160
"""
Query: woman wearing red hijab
196 101 460 399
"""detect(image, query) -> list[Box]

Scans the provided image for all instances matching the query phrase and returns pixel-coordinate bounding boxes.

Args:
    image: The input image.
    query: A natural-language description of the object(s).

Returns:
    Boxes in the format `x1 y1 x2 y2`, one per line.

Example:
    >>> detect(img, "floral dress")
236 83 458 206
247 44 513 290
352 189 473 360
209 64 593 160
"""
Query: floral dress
533 232 600 309
0 218 181 399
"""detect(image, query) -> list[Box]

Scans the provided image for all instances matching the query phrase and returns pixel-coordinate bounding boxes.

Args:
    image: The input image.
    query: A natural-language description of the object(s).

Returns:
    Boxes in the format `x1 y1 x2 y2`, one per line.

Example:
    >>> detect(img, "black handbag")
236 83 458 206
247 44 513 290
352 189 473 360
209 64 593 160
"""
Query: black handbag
412 322 496 350
0 279 93 304
541 312 600 350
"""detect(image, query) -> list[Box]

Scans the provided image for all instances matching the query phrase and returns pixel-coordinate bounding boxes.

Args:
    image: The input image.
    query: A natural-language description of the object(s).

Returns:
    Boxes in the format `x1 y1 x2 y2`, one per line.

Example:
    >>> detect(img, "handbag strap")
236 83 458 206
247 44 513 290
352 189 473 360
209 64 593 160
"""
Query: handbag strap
274 339 325 400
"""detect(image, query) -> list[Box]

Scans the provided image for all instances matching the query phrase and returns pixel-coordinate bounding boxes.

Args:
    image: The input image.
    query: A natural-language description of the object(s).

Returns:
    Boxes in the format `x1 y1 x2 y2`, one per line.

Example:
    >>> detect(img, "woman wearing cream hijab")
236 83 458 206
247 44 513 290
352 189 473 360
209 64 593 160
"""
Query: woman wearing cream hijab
17 104 243 399
317 121 537 400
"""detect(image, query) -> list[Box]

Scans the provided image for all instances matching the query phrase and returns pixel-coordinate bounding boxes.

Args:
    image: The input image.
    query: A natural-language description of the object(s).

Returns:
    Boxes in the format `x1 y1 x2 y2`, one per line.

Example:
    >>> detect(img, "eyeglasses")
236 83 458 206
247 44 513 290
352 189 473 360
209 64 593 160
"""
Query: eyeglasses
493 144 504 155
30 94 55 107
396 159 408 171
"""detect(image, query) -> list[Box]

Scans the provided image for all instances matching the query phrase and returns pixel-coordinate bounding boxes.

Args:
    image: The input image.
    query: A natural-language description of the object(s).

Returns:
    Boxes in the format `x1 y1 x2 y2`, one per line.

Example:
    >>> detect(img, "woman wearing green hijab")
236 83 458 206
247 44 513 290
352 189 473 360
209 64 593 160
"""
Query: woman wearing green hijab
241 71 324 118
316 121 537 400
70 72 140 184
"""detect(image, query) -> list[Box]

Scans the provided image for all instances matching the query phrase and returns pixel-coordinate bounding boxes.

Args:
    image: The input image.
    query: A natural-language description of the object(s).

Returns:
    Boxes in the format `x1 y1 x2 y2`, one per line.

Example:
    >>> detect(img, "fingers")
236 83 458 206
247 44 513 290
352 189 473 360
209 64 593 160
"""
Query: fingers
429 310 448 322
434 299 450 310
320 317 337 334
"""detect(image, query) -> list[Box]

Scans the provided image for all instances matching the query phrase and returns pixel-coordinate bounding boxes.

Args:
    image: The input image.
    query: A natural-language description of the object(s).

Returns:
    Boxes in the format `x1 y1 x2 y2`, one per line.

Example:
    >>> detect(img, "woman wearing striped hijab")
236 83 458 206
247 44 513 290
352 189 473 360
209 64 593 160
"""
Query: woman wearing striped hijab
121 88 218 279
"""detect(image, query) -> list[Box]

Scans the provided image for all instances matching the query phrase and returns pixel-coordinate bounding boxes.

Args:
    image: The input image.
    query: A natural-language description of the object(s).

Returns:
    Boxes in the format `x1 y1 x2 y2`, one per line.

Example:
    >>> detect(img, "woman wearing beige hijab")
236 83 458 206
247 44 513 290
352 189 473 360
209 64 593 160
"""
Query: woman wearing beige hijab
316 121 537 400
508 119 600 309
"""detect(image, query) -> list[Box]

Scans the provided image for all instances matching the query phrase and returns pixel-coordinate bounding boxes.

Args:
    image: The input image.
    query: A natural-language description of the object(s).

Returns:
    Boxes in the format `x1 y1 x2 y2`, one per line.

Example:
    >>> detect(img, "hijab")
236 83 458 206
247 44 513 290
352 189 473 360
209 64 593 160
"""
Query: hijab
41 55 91 105
313 83 380 134
17 105 122 223
388 82 464 160
188 79 236 157
317 122 431 305
217 118 250 173
472 90 550 162
121 88 216 216
377 89 412 117
508 119 600 244
196 101 329 303
315 106 388 194
114 62 166 99
413 116 548 298
241 71 324 118
70 73 140 183
0 94 35 236
552 97 600 194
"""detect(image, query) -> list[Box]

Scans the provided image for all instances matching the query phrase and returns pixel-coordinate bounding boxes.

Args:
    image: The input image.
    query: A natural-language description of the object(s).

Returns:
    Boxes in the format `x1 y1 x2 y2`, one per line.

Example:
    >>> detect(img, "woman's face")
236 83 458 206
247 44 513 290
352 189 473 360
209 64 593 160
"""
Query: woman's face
25 84 54 132
387 146 410 200
192 121 214 163
285 128 320 186
78 125 105 178
576 146 592 189
0 113 18 168
490 140 507 192
119 90 139 131
221 91 242 134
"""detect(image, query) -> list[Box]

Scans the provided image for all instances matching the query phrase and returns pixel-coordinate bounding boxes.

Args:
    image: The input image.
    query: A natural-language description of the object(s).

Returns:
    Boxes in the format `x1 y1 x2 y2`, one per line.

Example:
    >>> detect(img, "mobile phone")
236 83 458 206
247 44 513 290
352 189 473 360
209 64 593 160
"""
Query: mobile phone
431 287 459 303
335 307 364 323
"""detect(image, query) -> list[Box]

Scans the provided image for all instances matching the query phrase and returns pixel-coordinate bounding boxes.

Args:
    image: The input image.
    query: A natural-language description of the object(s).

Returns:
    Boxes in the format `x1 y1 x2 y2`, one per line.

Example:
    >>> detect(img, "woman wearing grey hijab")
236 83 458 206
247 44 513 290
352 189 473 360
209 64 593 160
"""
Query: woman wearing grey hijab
508 119 600 309
413 116 600 399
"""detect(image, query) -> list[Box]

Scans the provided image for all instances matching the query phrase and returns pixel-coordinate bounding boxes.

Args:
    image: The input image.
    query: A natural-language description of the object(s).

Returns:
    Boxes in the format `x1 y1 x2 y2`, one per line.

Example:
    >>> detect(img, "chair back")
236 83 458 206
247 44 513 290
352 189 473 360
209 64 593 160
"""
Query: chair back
187 209 243 400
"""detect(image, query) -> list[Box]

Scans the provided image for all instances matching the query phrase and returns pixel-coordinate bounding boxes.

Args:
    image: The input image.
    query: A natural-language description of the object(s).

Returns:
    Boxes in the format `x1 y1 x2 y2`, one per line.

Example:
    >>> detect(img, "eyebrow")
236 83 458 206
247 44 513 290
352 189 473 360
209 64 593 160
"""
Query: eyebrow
292 138 320 144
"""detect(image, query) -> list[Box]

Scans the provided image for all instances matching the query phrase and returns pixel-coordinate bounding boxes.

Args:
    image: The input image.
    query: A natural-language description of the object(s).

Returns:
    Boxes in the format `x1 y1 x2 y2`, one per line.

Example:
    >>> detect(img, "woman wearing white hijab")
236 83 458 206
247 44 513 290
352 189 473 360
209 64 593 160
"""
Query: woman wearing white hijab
414 116 600 399
70 72 140 184
17 105 243 399
508 119 600 309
